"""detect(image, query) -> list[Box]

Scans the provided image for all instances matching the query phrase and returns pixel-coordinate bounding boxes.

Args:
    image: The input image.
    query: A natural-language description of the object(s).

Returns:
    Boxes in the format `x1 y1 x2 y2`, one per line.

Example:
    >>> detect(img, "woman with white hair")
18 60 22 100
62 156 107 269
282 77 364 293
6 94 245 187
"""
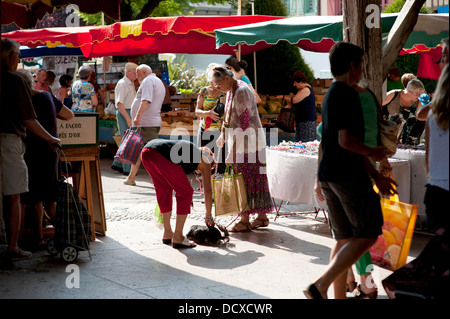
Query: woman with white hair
212 66 273 232
382 78 426 143
71 65 98 112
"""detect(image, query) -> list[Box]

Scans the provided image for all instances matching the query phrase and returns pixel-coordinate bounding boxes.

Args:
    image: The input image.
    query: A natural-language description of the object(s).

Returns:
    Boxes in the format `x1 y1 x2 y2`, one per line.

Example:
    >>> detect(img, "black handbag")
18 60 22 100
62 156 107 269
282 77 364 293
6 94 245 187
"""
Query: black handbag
214 100 225 119
275 107 295 132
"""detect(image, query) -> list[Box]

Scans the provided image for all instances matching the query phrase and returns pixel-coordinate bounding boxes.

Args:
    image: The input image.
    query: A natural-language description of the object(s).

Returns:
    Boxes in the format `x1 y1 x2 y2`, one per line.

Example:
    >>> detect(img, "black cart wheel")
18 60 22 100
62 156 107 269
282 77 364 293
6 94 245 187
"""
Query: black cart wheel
61 245 78 263
46 238 59 255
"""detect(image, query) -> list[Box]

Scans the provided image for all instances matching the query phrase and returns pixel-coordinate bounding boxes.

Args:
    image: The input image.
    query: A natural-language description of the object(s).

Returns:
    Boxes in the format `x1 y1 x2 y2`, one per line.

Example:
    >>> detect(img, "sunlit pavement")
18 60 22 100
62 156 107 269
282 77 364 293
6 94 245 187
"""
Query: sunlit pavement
0 157 431 299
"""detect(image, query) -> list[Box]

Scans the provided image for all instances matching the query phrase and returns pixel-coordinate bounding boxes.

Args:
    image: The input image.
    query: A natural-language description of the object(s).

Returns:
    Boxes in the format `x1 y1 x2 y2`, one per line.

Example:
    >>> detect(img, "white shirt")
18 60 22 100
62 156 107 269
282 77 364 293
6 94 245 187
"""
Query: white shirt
131 73 165 127
427 111 449 191
115 76 136 109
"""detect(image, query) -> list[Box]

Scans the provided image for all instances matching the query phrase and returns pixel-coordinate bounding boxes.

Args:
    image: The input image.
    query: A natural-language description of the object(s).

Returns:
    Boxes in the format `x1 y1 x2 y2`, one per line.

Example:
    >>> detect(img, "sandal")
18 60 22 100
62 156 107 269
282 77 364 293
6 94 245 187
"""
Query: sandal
227 221 251 233
348 284 378 299
303 283 324 299
9 248 32 261
204 216 215 227
346 280 358 293
172 237 196 249
250 218 269 229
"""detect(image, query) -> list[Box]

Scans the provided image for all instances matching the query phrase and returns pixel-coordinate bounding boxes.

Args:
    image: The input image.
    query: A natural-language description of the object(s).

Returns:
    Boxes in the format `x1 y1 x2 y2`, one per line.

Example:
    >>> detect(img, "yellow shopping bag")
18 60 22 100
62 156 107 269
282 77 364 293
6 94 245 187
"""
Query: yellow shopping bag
369 185 418 271
212 166 249 217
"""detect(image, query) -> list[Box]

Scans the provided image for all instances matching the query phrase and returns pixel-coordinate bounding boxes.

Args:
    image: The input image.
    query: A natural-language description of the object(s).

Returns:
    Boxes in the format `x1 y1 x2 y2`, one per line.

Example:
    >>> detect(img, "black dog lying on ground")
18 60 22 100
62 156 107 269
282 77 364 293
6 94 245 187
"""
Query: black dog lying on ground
186 224 230 245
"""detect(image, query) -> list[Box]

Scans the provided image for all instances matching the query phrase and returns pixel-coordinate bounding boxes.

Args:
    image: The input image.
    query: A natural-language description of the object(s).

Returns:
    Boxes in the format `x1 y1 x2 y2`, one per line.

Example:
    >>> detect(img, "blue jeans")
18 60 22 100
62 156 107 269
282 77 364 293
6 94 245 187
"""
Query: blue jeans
112 109 132 174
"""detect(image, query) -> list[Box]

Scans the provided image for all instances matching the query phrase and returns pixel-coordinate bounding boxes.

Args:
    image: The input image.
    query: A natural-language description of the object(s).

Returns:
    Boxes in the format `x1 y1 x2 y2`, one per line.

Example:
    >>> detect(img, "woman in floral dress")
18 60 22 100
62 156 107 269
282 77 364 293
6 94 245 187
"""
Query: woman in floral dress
71 65 98 112
212 66 273 232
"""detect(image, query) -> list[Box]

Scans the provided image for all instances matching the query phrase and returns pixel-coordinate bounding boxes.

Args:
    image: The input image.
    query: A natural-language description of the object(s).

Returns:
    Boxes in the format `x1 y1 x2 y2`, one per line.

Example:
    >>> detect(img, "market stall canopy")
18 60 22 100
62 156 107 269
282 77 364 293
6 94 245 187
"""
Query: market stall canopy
86 15 286 57
2 25 103 57
1 0 122 28
2 15 285 58
20 45 83 58
215 13 449 55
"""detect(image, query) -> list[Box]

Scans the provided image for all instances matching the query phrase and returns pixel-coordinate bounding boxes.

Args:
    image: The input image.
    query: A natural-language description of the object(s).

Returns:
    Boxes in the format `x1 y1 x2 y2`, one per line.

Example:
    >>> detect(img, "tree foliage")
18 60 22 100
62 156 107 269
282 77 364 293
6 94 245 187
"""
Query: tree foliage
240 0 314 95
382 0 432 14
383 0 436 93
80 0 235 24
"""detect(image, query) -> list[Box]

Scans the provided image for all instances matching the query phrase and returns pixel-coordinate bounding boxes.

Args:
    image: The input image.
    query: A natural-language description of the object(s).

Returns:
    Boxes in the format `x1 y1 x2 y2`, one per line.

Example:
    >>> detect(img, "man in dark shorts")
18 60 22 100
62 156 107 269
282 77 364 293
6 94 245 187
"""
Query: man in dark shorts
304 42 398 299
1 39 60 261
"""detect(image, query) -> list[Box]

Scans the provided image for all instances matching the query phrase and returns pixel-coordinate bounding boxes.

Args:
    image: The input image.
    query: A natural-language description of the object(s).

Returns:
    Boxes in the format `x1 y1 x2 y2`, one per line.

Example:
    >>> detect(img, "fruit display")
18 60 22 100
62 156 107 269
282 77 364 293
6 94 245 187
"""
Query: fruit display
369 206 410 271
102 115 116 120
258 97 284 115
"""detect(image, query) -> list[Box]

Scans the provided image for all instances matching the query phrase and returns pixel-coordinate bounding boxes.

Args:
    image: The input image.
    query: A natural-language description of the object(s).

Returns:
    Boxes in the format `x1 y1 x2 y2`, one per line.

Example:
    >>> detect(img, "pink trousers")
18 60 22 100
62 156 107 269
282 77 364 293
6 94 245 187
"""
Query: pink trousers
141 148 193 215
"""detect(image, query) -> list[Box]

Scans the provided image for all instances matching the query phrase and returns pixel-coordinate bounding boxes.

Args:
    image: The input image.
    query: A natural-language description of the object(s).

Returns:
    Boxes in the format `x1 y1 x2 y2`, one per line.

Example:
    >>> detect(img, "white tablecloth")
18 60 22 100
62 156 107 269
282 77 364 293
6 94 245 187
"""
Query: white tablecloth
266 148 411 210
393 148 427 217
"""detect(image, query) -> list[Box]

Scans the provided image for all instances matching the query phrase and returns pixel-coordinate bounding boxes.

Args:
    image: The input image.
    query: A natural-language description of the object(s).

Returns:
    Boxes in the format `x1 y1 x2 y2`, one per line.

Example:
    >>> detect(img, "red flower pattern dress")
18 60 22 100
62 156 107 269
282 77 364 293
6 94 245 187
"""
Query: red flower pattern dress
223 80 273 216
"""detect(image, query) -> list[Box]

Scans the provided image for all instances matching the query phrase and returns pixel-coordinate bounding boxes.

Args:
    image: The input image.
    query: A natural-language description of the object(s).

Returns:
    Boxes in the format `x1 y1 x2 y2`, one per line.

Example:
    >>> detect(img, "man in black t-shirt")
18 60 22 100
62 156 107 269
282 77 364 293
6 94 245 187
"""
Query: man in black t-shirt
303 42 397 300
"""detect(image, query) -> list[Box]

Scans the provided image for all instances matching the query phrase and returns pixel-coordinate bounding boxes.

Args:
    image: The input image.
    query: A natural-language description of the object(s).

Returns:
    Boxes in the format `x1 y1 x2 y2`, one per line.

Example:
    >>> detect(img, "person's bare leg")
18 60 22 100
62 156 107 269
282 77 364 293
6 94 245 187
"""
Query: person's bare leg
228 214 251 232
172 214 188 244
161 212 173 241
347 268 356 291
33 202 45 246
46 201 57 223
7 195 21 252
313 237 377 299
124 156 141 185
8 194 32 260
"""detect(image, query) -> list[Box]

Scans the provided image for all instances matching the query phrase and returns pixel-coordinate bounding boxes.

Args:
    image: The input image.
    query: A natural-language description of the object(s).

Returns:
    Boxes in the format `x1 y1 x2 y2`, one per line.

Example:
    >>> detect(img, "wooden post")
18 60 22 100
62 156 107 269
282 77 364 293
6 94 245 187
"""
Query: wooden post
343 0 383 103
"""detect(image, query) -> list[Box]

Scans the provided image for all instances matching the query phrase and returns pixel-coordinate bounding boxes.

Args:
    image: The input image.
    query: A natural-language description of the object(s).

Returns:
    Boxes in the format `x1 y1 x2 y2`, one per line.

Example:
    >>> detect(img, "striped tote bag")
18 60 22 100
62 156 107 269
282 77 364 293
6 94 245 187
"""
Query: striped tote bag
114 128 144 165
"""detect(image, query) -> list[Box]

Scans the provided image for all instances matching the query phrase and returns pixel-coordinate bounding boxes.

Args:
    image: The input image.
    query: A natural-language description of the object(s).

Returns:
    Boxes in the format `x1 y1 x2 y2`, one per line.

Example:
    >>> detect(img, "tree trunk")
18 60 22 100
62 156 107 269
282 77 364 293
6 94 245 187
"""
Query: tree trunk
342 0 426 104
381 0 427 79
343 0 383 103
135 1 164 20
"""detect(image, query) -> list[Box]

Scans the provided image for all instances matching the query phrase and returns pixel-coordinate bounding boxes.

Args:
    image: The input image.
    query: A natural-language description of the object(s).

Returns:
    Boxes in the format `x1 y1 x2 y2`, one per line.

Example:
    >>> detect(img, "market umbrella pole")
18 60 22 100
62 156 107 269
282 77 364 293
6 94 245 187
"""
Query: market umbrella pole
251 0 257 91
102 12 106 92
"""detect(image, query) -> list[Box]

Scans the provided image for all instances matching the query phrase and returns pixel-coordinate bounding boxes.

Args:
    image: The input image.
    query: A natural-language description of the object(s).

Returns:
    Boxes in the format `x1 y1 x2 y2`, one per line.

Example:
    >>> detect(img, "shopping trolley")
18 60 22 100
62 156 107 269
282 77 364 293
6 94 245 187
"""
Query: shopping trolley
46 148 92 262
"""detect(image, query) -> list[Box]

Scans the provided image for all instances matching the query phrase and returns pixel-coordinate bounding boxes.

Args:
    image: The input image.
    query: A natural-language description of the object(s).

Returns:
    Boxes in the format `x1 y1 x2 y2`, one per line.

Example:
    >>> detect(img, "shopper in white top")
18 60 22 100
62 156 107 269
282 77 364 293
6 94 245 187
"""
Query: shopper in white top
424 64 449 232
124 64 165 186
111 62 138 175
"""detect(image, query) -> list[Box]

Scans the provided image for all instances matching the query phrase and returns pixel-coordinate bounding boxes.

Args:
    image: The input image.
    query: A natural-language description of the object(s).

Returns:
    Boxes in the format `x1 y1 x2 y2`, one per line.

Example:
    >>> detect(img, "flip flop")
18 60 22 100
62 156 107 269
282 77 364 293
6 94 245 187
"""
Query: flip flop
227 221 251 233
172 237 196 249
250 218 269 230
162 239 172 245
303 284 324 299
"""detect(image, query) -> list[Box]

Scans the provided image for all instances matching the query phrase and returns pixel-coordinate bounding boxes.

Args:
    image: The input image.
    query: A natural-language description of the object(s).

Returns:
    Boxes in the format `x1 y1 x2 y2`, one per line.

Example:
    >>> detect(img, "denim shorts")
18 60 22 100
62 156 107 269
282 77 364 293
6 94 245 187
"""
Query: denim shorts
1 134 28 196
320 178 383 240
